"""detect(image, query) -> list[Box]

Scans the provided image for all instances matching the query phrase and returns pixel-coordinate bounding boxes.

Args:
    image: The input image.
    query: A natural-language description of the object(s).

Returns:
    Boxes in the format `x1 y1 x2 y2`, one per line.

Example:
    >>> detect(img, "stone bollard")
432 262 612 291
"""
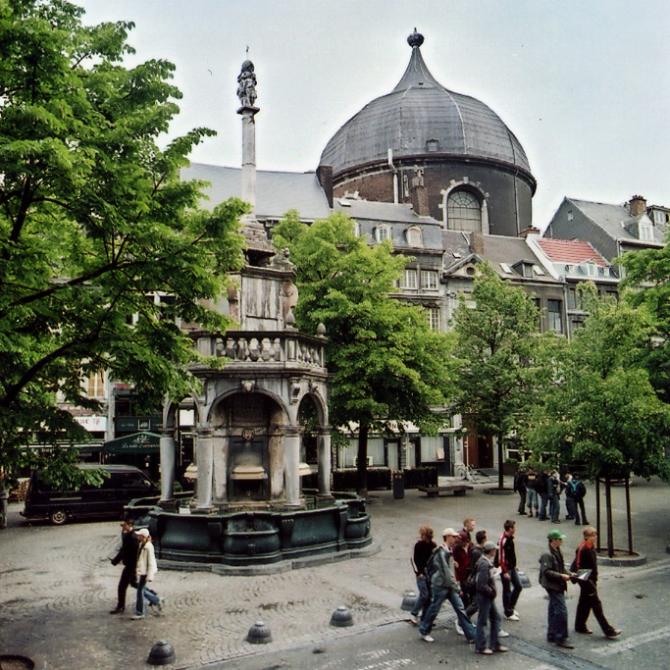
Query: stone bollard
518 571 532 588
246 620 272 644
147 640 176 666
330 605 354 627
400 591 418 612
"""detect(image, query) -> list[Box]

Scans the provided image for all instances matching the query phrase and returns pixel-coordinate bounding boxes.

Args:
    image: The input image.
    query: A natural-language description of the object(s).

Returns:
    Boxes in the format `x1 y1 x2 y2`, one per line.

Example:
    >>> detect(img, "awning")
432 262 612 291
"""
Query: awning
103 431 161 455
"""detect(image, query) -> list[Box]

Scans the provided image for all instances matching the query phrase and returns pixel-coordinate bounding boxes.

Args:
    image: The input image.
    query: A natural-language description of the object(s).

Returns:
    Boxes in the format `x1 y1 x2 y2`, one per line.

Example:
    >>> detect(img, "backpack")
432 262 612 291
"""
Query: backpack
576 481 586 499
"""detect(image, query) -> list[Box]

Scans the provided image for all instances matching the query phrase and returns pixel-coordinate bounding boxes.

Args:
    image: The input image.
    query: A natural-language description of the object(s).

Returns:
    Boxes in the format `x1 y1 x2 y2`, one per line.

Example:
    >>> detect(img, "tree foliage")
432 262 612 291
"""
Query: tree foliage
273 211 454 494
451 263 555 488
0 0 245 486
620 233 670 402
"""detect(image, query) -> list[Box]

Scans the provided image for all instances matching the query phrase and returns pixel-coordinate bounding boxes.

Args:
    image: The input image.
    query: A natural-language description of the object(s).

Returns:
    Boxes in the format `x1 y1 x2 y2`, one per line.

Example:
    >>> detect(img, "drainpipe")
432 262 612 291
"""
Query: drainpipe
388 148 398 204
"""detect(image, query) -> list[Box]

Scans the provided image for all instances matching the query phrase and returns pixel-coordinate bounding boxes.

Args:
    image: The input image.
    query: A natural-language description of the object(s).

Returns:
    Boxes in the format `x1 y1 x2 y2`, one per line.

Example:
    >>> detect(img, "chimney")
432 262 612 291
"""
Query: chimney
629 195 647 217
317 165 334 208
409 168 429 216
518 226 540 239
470 231 484 255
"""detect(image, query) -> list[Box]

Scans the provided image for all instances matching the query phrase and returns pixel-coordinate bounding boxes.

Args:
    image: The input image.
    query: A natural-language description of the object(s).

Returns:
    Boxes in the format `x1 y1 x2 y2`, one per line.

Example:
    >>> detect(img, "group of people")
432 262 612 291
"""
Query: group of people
514 468 589 525
410 517 621 655
109 518 163 620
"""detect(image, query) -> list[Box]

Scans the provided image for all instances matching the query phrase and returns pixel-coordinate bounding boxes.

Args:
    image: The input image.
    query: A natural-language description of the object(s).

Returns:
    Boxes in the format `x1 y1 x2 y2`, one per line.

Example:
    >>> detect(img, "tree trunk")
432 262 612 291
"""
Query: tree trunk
497 432 504 489
595 477 601 552
0 481 8 530
356 423 369 498
605 475 614 558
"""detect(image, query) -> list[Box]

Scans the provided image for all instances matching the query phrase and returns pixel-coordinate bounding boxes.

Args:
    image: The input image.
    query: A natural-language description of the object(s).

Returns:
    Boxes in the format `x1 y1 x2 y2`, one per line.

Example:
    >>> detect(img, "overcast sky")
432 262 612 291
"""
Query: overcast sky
79 0 670 230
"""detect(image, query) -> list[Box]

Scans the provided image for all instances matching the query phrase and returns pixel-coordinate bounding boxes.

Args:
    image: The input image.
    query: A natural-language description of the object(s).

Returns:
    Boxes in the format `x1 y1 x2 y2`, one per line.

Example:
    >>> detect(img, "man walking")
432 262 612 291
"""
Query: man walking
453 517 475 633
474 541 508 655
409 525 437 625
498 520 522 622
419 528 476 644
539 529 574 649
573 527 622 639
109 518 138 614
573 474 589 525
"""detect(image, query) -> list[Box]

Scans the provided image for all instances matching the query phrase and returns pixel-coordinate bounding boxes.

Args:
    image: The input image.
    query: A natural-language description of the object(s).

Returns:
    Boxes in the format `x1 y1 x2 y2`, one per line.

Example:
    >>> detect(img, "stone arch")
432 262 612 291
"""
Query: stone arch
440 180 490 234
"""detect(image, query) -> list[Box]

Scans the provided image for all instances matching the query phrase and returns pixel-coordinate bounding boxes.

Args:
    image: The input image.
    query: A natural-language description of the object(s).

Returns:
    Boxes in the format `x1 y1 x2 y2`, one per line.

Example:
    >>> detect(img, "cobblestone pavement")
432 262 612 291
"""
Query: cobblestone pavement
1 476 669 670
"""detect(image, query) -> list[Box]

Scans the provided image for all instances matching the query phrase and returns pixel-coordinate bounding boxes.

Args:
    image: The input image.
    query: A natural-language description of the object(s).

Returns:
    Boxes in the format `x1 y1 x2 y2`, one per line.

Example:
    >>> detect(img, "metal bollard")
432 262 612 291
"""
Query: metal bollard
330 605 354 627
147 640 176 666
246 620 272 644
401 591 418 612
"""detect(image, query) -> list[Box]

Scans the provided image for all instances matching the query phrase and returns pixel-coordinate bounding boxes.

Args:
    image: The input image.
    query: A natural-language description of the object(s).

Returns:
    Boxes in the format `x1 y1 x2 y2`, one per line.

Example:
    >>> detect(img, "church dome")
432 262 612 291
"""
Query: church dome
319 31 532 181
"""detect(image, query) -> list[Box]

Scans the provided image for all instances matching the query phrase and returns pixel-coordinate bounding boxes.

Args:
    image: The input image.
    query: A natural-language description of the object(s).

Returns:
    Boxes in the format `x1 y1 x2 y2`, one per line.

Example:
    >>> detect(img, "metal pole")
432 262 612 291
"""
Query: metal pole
625 474 633 555
596 477 601 552
605 475 614 558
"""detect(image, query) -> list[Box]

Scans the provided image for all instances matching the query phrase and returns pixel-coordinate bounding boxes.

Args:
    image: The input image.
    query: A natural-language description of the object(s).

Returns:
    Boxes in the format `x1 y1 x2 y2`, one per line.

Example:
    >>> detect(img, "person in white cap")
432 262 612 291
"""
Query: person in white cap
418 527 476 644
132 528 162 620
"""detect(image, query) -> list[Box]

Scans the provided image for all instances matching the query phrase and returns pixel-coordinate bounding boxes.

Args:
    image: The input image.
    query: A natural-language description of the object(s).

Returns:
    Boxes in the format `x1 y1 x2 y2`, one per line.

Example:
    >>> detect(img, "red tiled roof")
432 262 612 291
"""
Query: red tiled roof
538 238 609 267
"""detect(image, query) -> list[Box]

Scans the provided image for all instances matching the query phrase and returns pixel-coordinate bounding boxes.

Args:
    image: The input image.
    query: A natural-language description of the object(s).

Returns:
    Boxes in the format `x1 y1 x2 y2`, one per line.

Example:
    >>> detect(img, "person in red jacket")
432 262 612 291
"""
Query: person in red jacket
453 517 476 634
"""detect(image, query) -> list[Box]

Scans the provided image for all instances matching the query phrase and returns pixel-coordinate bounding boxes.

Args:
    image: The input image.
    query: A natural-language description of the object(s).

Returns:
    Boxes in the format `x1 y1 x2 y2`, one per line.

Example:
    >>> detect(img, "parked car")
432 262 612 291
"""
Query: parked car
22 464 159 525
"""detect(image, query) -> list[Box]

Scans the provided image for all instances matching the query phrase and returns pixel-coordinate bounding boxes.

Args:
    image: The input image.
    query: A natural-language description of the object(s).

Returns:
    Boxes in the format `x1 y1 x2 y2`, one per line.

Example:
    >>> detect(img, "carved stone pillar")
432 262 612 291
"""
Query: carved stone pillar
318 429 333 498
159 432 176 502
283 425 302 508
195 424 214 510
212 433 229 505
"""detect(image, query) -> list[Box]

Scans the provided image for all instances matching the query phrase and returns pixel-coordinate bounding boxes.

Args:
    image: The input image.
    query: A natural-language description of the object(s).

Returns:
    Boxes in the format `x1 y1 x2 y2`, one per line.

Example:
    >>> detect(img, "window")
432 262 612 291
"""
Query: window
86 371 105 399
446 190 482 232
405 226 423 247
500 262 513 274
420 270 438 290
639 222 654 242
532 264 545 276
375 225 391 242
567 288 577 310
402 269 417 289
547 299 563 334
532 298 542 330
426 307 440 331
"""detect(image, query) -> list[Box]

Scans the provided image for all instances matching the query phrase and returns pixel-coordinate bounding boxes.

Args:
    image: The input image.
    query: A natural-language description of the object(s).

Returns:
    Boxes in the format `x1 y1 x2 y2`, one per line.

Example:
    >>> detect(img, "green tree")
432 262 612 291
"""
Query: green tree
620 233 670 402
524 290 670 555
273 212 454 495
451 263 551 489
0 0 245 506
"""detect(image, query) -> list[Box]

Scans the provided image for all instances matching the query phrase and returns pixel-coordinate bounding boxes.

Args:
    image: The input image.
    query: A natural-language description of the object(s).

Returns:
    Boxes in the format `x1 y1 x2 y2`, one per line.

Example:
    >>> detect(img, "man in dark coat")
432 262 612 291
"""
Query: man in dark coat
539 529 574 648
110 518 139 613
498 520 522 621
474 541 508 655
513 466 528 515
573 526 621 639
537 470 550 521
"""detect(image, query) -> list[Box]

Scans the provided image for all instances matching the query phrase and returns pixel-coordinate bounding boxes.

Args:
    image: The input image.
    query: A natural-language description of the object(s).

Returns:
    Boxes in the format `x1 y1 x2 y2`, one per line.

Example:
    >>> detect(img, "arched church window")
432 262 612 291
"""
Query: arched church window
447 190 482 232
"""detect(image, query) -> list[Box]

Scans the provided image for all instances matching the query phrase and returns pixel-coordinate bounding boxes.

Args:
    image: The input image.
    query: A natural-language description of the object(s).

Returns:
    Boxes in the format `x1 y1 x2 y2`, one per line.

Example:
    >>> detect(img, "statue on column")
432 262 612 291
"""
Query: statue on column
237 59 257 108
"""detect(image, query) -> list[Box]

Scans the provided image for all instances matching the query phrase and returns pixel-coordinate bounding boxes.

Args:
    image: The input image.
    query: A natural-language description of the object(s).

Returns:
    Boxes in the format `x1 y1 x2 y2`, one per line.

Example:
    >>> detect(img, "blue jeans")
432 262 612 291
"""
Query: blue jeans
547 590 568 642
446 589 477 640
135 576 160 616
419 586 448 635
526 489 539 513
539 493 548 520
549 494 560 522
411 574 430 618
475 594 501 652
501 568 522 617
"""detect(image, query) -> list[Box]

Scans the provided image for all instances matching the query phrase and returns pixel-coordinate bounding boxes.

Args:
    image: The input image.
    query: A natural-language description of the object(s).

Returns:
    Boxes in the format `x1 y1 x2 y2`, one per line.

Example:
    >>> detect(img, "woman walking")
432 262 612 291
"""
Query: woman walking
133 528 162 620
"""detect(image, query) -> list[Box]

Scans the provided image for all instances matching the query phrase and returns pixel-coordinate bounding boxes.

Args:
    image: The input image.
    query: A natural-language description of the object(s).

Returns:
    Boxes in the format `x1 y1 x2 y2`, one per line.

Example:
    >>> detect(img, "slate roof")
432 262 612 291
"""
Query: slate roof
320 40 531 177
181 163 331 221
568 198 665 244
537 238 609 267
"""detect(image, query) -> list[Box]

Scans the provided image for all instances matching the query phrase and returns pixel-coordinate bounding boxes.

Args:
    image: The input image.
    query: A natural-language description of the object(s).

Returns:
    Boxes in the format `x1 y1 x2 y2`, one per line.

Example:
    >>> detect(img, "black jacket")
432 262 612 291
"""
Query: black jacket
573 541 599 582
112 531 139 568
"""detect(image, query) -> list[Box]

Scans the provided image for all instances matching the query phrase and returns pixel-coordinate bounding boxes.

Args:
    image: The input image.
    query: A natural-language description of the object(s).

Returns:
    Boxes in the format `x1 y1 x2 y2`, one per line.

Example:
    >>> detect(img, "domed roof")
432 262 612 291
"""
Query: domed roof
320 32 532 178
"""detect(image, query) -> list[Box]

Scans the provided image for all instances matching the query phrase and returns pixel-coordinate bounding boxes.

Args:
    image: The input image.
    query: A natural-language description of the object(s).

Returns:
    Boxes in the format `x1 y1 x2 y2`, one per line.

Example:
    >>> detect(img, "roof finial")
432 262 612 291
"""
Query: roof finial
407 28 424 48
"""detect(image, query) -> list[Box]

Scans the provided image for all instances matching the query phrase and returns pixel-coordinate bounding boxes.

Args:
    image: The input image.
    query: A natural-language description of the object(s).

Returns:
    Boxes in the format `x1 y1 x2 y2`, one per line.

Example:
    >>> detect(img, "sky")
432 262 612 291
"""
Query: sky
78 0 670 230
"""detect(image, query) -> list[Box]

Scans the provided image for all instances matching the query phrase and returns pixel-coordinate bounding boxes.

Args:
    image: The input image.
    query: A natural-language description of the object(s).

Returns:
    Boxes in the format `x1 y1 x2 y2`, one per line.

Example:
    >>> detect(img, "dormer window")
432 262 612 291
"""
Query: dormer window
405 226 423 247
375 225 391 243
513 261 534 278
639 221 654 242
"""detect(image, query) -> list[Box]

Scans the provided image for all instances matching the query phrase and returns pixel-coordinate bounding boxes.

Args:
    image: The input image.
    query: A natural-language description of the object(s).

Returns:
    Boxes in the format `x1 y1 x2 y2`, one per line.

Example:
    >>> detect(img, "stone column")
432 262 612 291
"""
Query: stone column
195 424 214 510
317 429 333 498
159 432 176 502
283 425 302 508
240 111 257 211
212 433 229 505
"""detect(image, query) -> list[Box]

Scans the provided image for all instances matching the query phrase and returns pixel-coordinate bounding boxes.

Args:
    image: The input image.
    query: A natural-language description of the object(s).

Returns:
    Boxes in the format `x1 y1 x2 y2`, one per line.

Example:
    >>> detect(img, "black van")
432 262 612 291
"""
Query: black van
22 464 159 525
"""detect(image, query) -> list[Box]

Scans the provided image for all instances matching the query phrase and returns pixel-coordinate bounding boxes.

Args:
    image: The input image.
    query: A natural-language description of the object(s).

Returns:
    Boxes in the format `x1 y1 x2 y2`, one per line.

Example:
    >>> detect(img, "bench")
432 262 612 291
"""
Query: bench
418 485 473 497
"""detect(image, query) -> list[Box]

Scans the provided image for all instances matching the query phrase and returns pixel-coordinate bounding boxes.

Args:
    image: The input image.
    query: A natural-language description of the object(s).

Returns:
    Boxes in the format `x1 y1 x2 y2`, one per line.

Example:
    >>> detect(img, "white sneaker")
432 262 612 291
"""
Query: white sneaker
455 623 465 636
498 629 510 638
421 634 435 643
513 609 519 616
505 613 520 621
409 614 418 625
131 614 145 620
